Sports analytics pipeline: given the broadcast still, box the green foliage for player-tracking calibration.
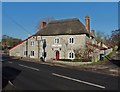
[2,35,22,51]
[103,51,113,62]
[2,35,22,47]
[83,51,114,66]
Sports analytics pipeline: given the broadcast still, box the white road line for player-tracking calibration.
[52,73,105,89]
[8,81,14,86]
[8,62,13,64]
[19,64,40,71]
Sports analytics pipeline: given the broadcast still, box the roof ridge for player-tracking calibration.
[49,18,79,24]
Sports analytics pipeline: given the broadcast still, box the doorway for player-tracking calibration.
[56,50,59,60]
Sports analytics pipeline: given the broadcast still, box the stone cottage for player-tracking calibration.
[9,16,97,61]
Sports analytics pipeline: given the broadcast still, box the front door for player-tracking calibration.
[56,50,59,60]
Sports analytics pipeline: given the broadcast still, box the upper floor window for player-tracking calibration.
[69,37,74,44]
[31,40,34,46]
[54,38,60,44]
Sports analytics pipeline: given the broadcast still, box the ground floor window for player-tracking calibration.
[24,51,27,55]
[31,51,34,56]
[68,52,75,59]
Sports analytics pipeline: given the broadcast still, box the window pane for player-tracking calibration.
[31,41,34,46]
[33,51,34,56]
[55,38,59,43]
[31,51,32,56]
[72,53,74,58]
[72,38,74,43]
[69,53,71,58]
[57,39,59,43]
[26,51,27,55]
[70,38,71,43]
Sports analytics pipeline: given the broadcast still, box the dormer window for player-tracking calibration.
[54,38,60,44]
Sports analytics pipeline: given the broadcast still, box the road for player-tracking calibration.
[2,55,119,90]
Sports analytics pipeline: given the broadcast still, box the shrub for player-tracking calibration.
[59,58,92,62]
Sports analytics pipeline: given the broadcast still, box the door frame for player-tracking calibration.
[56,50,60,60]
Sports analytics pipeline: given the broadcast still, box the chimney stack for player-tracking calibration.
[85,16,90,33]
[40,21,46,29]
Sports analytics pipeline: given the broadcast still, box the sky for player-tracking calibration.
[2,2,118,40]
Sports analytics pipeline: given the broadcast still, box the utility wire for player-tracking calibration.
[4,12,31,35]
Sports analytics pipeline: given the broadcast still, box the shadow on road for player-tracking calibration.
[2,66,21,90]
[105,56,120,67]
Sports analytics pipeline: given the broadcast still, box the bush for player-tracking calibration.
[59,58,92,62]
[59,59,72,61]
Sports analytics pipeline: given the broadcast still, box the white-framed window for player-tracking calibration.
[31,40,34,46]
[68,51,75,59]
[24,51,27,55]
[69,37,74,44]
[54,38,60,44]
[31,51,34,56]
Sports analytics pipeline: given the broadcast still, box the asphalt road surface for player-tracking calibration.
[2,56,119,91]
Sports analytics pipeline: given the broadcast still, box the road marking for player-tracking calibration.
[52,73,105,89]
[2,59,10,61]
[19,64,40,71]
[8,80,14,86]
[8,62,13,64]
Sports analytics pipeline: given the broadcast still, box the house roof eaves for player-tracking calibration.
[9,36,33,51]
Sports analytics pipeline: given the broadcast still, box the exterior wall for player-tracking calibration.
[9,41,26,57]
[9,34,89,61]
[27,36,38,59]
[41,34,87,60]
[9,36,39,59]
[98,42,108,49]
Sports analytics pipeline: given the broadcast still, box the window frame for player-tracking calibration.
[31,40,34,46]
[31,51,34,56]
[24,51,27,55]
[68,37,74,44]
[54,38,60,44]
[68,51,75,59]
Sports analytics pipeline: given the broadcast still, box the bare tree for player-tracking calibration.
[41,16,55,24]
[110,29,120,50]
[74,44,94,61]
[95,31,105,43]
[35,16,55,32]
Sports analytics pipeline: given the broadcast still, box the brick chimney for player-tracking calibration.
[85,16,90,33]
[40,21,46,29]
